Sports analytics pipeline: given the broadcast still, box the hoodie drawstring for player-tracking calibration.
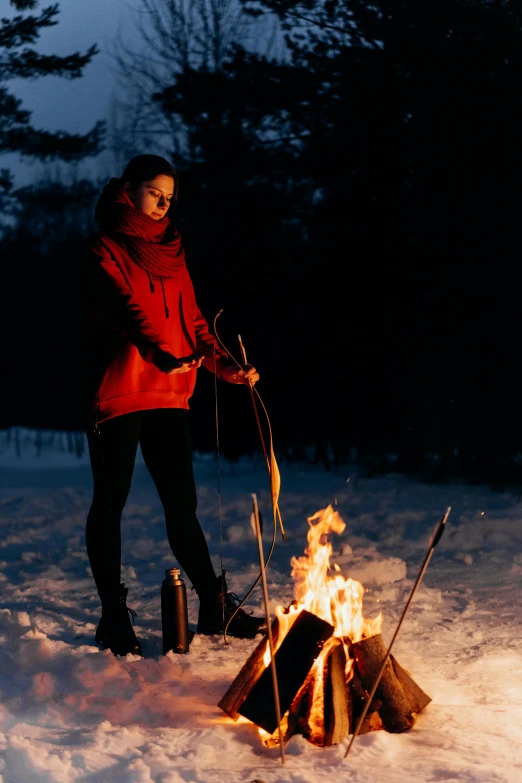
[160,276,169,319]
[146,270,169,319]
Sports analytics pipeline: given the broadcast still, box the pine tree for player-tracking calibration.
[1,175,100,429]
[0,1,103,428]
[0,0,103,204]
[229,0,522,475]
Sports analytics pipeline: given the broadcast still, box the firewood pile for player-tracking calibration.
[219,608,431,747]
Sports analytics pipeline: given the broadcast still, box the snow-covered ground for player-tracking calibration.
[1,429,521,782]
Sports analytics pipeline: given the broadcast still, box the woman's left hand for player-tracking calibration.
[221,363,259,385]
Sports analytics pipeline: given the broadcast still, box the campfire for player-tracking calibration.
[219,506,431,747]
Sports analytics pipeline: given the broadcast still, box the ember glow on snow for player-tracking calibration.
[1,430,522,781]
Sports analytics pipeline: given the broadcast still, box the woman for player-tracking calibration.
[85,154,264,656]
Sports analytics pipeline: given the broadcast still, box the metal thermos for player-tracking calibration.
[161,568,190,654]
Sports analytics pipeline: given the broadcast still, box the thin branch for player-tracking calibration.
[285,9,381,48]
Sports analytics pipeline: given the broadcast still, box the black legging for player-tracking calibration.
[86,409,217,603]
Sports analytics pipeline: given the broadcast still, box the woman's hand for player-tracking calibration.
[171,355,204,374]
[221,363,259,385]
[154,350,204,374]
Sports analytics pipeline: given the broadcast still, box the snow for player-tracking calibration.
[1,429,522,782]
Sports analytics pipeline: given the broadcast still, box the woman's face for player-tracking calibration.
[123,174,175,220]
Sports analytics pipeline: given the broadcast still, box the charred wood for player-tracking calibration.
[235,611,334,735]
[352,634,430,733]
[349,659,384,735]
[218,619,281,721]
[323,641,350,746]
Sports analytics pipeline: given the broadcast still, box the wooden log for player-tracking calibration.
[391,657,432,714]
[238,610,334,735]
[218,618,280,721]
[296,637,340,747]
[352,634,429,733]
[285,640,351,747]
[323,641,350,746]
[349,662,384,735]
[284,664,316,742]
[288,640,381,746]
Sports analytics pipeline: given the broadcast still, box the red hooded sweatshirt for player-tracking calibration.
[86,182,229,424]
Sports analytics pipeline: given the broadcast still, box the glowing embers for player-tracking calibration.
[218,506,431,747]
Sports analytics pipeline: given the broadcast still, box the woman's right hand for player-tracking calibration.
[154,350,204,374]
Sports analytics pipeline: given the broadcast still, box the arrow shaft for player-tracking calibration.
[343,507,451,761]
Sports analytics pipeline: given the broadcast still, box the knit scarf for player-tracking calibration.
[94,178,185,277]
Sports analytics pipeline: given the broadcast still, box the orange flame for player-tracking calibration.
[291,505,381,642]
[258,506,381,745]
[261,505,380,668]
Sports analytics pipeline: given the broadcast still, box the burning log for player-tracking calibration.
[324,640,350,745]
[220,610,334,735]
[219,624,431,746]
[218,618,282,722]
[283,637,349,746]
[284,638,384,747]
[351,634,431,733]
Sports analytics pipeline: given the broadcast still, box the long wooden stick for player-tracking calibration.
[252,493,285,764]
[343,506,451,761]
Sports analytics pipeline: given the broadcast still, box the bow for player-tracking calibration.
[213,310,285,641]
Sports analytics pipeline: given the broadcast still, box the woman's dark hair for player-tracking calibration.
[121,154,179,202]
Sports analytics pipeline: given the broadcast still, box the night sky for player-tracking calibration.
[4,0,133,184]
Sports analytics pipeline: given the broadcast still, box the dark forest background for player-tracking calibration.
[2,0,522,485]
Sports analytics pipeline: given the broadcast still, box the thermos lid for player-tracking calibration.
[165,567,181,578]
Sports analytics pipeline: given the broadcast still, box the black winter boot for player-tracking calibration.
[197,571,267,639]
[95,583,143,656]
